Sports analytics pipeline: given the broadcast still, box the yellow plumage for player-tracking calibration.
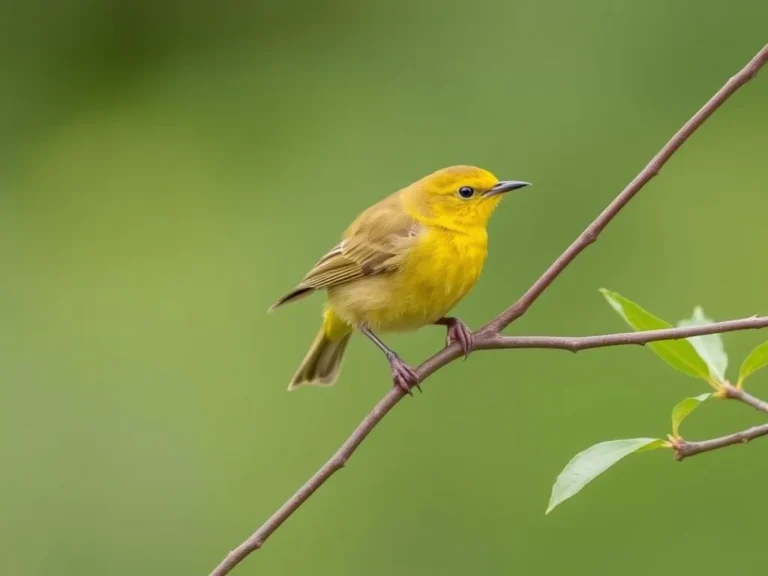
[271,165,530,391]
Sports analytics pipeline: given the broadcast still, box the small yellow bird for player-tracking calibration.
[271,165,530,393]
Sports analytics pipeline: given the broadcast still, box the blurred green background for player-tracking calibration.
[2,1,768,574]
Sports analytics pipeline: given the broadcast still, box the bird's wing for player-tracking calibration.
[270,193,419,309]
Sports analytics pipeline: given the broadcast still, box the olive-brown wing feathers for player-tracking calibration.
[270,194,418,310]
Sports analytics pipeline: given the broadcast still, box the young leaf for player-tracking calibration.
[677,307,728,383]
[671,393,710,438]
[599,289,710,381]
[546,438,666,514]
[738,341,768,386]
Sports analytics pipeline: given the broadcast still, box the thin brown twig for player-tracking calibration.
[477,316,768,352]
[672,382,768,460]
[722,382,768,414]
[211,320,768,576]
[209,43,768,576]
[675,423,768,461]
[483,43,768,335]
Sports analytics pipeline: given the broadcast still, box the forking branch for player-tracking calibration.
[209,43,768,576]
[674,383,768,461]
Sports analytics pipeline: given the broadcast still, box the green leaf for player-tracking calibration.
[677,307,728,382]
[600,289,710,381]
[671,393,710,438]
[546,438,666,514]
[635,439,668,452]
[738,341,768,386]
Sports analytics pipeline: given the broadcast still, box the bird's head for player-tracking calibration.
[405,165,530,230]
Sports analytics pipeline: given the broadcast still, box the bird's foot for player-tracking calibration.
[387,354,421,395]
[443,317,474,359]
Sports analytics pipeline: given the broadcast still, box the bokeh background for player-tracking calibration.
[2,1,768,574]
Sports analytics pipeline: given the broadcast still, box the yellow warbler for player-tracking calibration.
[271,165,530,393]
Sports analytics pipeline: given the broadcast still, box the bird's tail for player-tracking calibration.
[289,307,353,390]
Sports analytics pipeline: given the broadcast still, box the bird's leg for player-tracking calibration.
[360,326,421,395]
[434,317,474,360]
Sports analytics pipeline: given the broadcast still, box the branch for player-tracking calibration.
[477,316,768,352]
[675,424,768,460]
[483,42,768,335]
[723,382,768,414]
[675,383,768,460]
[209,43,768,576]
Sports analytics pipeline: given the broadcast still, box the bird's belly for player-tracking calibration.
[328,230,487,332]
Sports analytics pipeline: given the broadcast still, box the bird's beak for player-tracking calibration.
[484,180,531,197]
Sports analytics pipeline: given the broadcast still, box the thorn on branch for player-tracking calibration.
[583,225,600,245]
[333,456,348,469]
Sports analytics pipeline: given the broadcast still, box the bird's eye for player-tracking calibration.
[458,186,475,199]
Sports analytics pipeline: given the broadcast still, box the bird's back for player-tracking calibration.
[269,190,415,310]
[329,203,489,332]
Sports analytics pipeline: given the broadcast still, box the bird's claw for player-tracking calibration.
[445,318,474,360]
[388,354,421,395]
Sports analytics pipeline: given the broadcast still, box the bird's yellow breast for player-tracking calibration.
[328,226,488,332]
